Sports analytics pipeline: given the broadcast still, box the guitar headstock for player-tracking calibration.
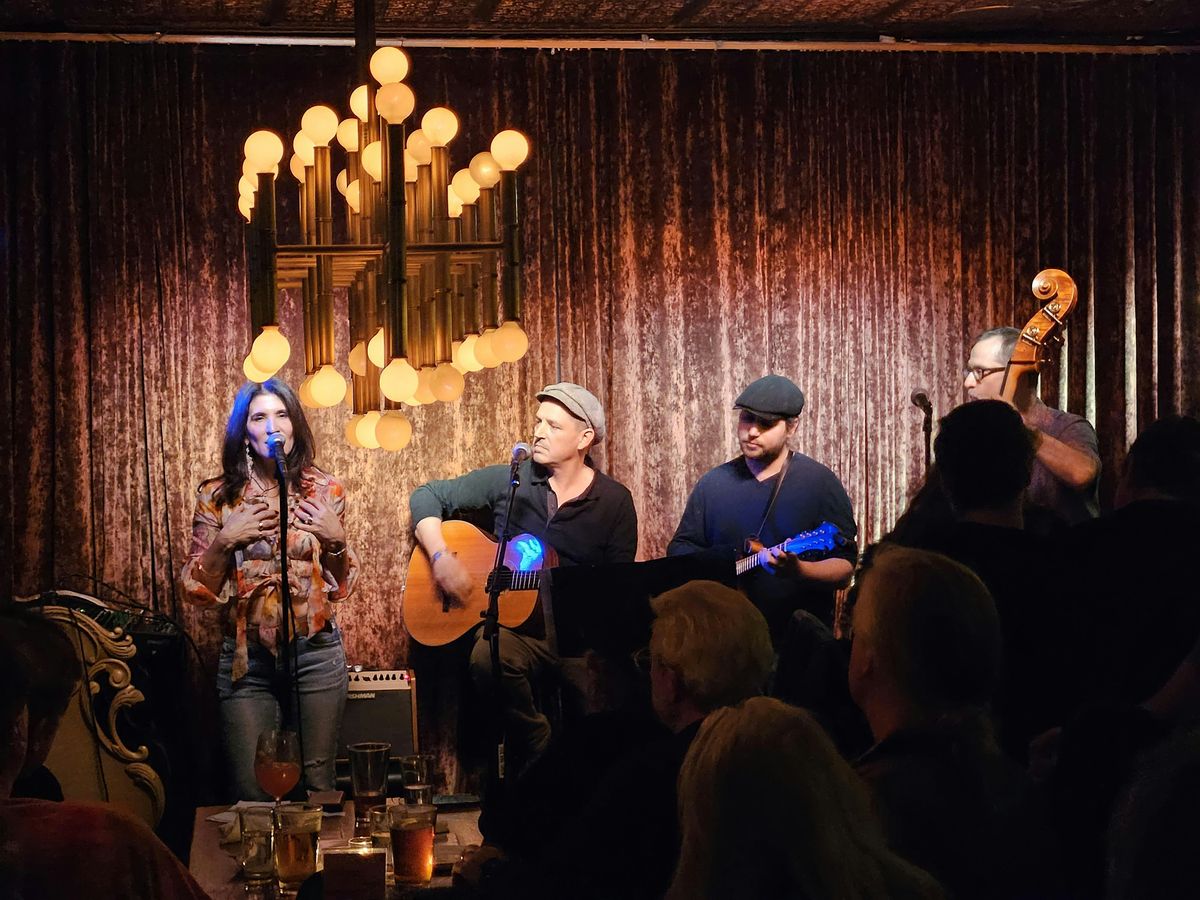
[782,521,844,557]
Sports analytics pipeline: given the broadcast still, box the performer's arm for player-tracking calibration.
[794,557,854,588]
[181,487,275,604]
[605,492,639,563]
[297,477,358,599]
[410,466,508,599]
[1029,423,1101,492]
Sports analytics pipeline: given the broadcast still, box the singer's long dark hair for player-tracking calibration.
[210,379,316,508]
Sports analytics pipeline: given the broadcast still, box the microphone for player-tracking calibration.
[511,442,532,465]
[909,389,932,413]
[266,432,287,474]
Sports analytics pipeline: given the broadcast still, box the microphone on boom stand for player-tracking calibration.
[910,388,933,474]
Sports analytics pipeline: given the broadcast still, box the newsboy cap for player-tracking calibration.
[734,375,806,418]
[536,382,606,443]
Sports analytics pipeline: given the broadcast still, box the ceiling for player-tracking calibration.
[1,1,1198,44]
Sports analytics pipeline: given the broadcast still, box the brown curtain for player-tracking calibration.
[3,43,1198,790]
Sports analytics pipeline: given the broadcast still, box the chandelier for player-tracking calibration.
[236,35,531,451]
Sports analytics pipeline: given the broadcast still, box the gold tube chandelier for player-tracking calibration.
[236,21,531,451]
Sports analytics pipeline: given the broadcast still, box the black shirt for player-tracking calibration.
[409,459,638,567]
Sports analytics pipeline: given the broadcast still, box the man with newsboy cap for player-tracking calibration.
[410,383,637,774]
[668,374,857,642]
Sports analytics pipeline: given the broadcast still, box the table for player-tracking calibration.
[189,801,482,899]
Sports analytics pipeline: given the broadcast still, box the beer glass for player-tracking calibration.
[348,741,391,830]
[369,807,393,876]
[388,803,436,885]
[273,803,322,896]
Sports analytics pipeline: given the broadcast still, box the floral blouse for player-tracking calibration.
[181,466,359,682]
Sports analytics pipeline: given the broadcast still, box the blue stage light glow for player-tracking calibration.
[514,537,544,572]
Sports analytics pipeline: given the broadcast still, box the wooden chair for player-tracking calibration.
[35,600,167,828]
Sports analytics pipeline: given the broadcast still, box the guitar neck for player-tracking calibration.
[736,540,789,576]
[493,569,543,592]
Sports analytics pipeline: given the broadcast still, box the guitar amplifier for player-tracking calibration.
[337,669,419,759]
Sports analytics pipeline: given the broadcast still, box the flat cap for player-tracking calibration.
[536,382,606,443]
[734,375,805,419]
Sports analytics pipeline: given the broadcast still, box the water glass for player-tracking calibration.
[368,807,393,876]
[399,753,435,806]
[238,807,274,885]
[273,803,323,895]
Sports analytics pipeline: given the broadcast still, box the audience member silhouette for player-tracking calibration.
[0,606,82,801]
[666,696,942,900]
[460,579,775,899]
[849,545,1061,899]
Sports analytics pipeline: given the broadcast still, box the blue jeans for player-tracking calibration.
[217,627,348,801]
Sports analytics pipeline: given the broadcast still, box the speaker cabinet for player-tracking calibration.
[338,669,419,759]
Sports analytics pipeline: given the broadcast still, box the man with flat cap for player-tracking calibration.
[410,383,638,773]
[668,374,858,642]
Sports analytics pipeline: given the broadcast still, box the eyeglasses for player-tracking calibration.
[962,365,1006,382]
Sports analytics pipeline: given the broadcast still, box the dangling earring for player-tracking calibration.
[245,442,254,470]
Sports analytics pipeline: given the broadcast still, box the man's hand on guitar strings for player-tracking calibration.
[760,547,804,579]
[432,552,474,605]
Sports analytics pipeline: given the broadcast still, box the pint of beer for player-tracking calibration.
[387,804,436,885]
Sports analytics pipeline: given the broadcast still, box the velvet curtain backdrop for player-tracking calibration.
[3,43,1198,791]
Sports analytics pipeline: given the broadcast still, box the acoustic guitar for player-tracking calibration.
[403,520,558,647]
[1000,268,1078,402]
[738,521,846,576]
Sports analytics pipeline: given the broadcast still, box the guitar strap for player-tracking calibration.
[751,450,792,546]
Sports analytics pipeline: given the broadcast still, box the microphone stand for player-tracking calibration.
[271,442,306,789]
[920,406,932,474]
[482,456,524,788]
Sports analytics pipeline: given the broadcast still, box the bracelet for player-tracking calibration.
[194,557,225,579]
[322,541,348,557]
[431,549,450,565]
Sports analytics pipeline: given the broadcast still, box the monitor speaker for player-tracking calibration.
[338,669,418,759]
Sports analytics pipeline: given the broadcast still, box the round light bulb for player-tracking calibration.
[450,169,481,204]
[406,130,432,166]
[491,320,529,363]
[298,375,318,408]
[301,105,340,147]
[345,415,365,449]
[451,340,468,374]
[473,329,501,368]
[370,46,411,85]
[420,107,459,147]
[345,180,361,214]
[348,340,368,377]
[238,175,257,198]
[432,362,466,402]
[336,118,360,152]
[376,83,416,124]
[243,354,272,383]
[310,364,347,407]
[293,132,315,166]
[336,169,348,196]
[250,324,291,372]
[376,411,413,451]
[468,151,502,188]
[404,151,418,183]
[289,154,306,183]
[414,367,437,404]
[447,188,463,218]
[380,357,419,401]
[458,333,484,372]
[242,158,278,180]
[238,194,254,222]
[244,130,285,173]
[356,410,382,449]
[350,85,370,122]
[361,141,383,181]
[490,130,530,171]
[367,327,386,368]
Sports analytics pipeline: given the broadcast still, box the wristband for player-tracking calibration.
[322,541,347,557]
[431,549,450,565]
